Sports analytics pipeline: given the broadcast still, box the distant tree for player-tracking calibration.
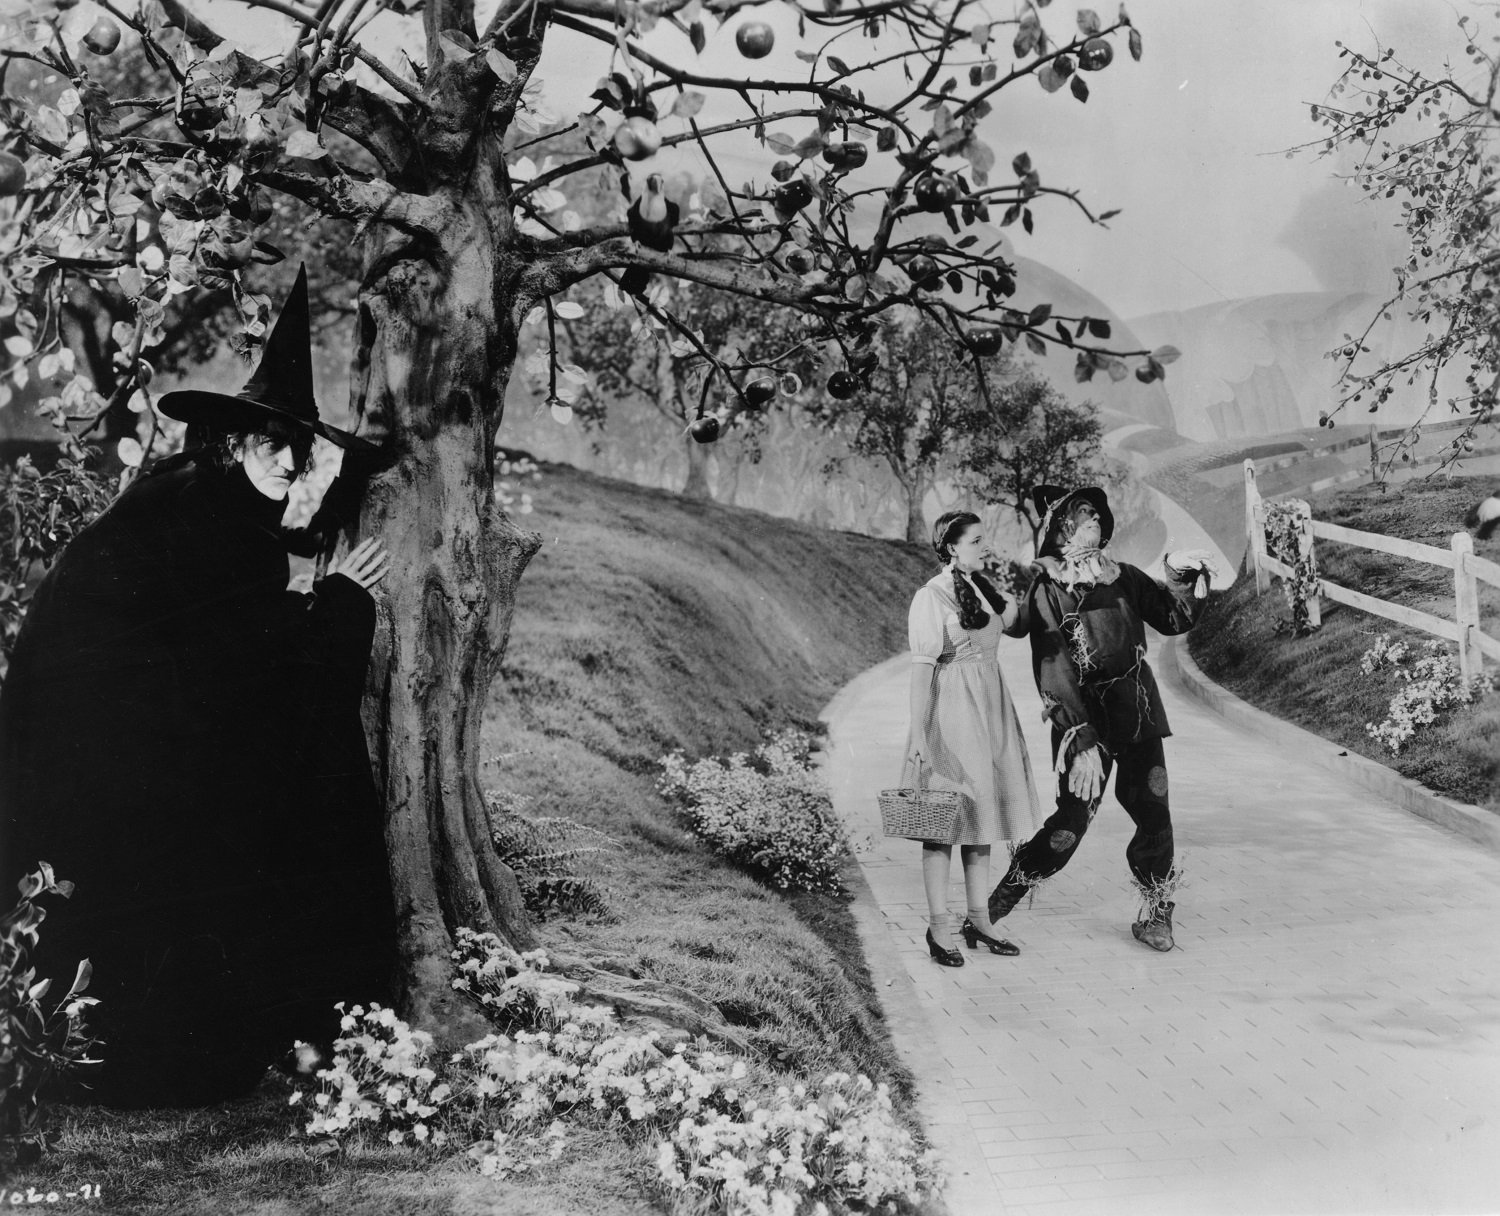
[803,307,1005,543]
[1307,14,1500,468]
[950,369,1103,549]
[563,273,814,499]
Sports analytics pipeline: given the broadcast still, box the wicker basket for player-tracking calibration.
[878,756,969,842]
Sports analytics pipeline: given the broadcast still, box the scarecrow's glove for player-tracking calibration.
[1068,745,1105,802]
[1164,549,1221,600]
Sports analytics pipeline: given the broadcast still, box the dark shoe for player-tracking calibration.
[1132,900,1175,952]
[926,928,965,968]
[961,917,1020,956]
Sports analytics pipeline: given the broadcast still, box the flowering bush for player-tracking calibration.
[289,1003,452,1147]
[661,1073,938,1216]
[657,728,850,894]
[495,452,540,516]
[291,932,938,1209]
[1,864,98,1165]
[1360,634,1491,753]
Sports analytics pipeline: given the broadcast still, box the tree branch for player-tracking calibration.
[547,10,919,134]
[322,86,421,177]
[517,241,840,315]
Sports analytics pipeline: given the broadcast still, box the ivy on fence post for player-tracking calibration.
[1263,498,1322,635]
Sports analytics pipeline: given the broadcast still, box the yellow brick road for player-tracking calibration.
[822,639,1500,1216]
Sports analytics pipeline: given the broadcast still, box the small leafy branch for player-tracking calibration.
[0,864,98,1166]
[656,727,850,895]
[1302,14,1499,466]
[485,790,616,920]
[1263,499,1321,636]
[0,455,114,675]
[1359,633,1492,753]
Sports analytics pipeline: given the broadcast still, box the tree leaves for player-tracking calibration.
[284,131,326,160]
[670,91,706,119]
[437,30,476,63]
[1070,75,1090,103]
[1013,14,1042,59]
[486,50,518,83]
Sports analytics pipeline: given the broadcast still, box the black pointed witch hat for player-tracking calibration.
[1032,484,1114,556]
[158,265,376,453]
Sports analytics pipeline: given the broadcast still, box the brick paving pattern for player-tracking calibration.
[824,642,1500,1216]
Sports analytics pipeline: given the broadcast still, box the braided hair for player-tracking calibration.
[932,510,992,631]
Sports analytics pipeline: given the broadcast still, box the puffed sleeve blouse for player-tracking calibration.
[909,568,1027,668]
[908,576,954,668]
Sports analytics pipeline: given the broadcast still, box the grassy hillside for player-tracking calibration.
[1191,475,1500,812]
[16,460,937,1214]
[485,461,932,1082]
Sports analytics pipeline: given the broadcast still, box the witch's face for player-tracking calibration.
[237,434,298,500]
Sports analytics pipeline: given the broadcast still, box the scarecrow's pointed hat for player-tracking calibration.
[158,265,375,453]
[1032,484,1114,557]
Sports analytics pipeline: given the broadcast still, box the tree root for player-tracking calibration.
[555,959,752,1054]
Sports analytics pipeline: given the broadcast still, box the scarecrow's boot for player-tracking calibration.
[1131,899,1175,952]
[987,864,1031,923]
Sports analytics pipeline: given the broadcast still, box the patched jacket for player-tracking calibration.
[1026,560,1201,758]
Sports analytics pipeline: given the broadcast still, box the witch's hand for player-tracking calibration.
[328,538,390,590]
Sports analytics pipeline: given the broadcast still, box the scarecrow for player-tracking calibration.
[987,484,1219,951]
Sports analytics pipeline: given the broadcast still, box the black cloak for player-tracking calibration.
[0,453,396,1107]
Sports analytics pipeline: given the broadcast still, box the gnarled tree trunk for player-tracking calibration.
[350,187,542,1042]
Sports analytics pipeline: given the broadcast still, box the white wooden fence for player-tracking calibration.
[1244,459,1500,681]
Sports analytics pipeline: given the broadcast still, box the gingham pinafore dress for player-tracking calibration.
[906,572,1043,845]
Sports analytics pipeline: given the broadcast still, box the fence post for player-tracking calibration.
[1453,531,1480,682]
[1369,423,1379,483]
[1244,460,1269,593]
[1293,500,1322,629]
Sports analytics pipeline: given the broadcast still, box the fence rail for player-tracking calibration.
[1237,418,1500,500]
[1244,460,1495,680]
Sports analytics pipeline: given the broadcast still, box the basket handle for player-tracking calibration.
[906,750,931,793]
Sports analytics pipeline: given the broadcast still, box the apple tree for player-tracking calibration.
[1307,14,1499,469]
[0,0,1162,1037]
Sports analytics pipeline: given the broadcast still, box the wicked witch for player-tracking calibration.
[0,267,397,1107]
[987,485,1219,952]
